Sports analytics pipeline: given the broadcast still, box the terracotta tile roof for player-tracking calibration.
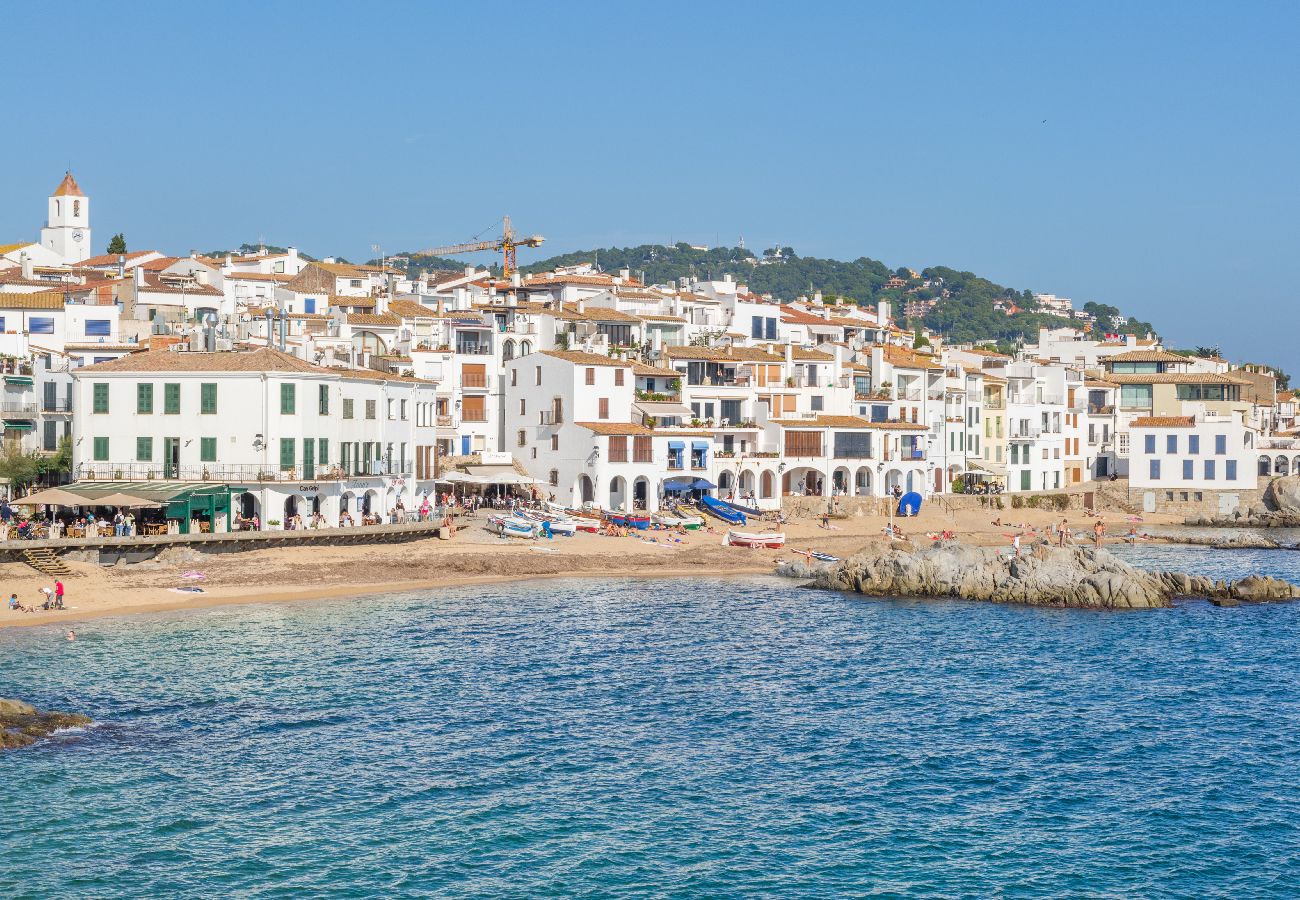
[772,415,930,430]
[663,346,735,361]
[134,273,223,296]
[52,171,84,197]
[1130,416,1196,428]
[76,346,318,374]
[964,348,1012,359]
[139,256,181,272]
[882,346,944,370]
[755,342,833,361]
[541,350,631,368]
[1085,378,1118,388]
[0,291,67,309]
[387,299,437,319]
[523,273,619,287]
[346,313,401,327]
[74,249,160,268]
[575,421,654,435]
[632,361,680,377]
[574,305,641,323]
[780,305,835,326]
[637,314,686,323]
[330,294,376,308]
[1103,349,1190,364]
[1107,373,1249,385]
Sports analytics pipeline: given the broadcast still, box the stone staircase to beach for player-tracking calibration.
[21,548,74,578]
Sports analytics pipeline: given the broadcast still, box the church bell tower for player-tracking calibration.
[40,171,91,264]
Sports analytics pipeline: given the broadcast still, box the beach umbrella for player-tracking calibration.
[94,492,163,508]
[13,487,91,507]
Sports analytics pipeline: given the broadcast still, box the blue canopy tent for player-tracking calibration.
[897,491,923,517]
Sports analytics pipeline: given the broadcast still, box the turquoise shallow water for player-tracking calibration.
[3,550,1300,898]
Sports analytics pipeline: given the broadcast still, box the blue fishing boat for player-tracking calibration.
[699,495,746,525]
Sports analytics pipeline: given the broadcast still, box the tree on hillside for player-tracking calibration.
[106,233,127,255]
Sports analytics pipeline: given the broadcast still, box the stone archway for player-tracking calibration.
[760,470,775,500]
[1277,456,1290,476]
[633,476,650,511]
[1259,455,1272,476]
[885,469,904,494]
[609,476,627,511]
[854,467,872,496]
[577,474,595,505]
[238,491,259,521]
[832,466,850,495]
[738,469,755,497]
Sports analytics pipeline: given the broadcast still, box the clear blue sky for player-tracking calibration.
[2,1,1296,370]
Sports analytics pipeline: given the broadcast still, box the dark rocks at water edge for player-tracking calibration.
[777,543,1300,609]
[0,698,91,750]
[1188,475,1300,528]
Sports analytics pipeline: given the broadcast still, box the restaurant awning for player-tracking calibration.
[3,420,33,430]
[13,487,95,506]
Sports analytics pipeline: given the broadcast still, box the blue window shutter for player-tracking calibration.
[765,318,777,340]
[85,319,111,336]
[305,298,316,314]
[29,317,54,334]
[1144,435,1155,454]
[751,317,762,338]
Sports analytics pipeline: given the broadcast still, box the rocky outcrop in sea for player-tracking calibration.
[0,698,91,750]
[777,542,1300,609]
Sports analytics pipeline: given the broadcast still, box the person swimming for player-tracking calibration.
[66,630,76,641]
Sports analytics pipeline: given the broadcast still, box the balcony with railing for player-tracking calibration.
[1088,404,1115,415]
[1009,427,1042,441]
[461,373,489,389]
[539,409,563,426]
[984,399,1005,410]
[0,402,38,416]
[42,399,73,413]
[75,461,410,483]
[454,344,492,355]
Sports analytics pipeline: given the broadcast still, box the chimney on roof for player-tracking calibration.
[264,309,275,347]
[19,252,33,281]
[813,291,823,306]
[288,247,298,260]
[324,256,336,264]
[877,300,891,330]
[189,249,198,259]
[436,296,445,316]
[618,267,630,282]
[506,291,518,308]
[576,298,586,314]
[464,266,474,277]
[784,342,794,365]
[194,269,209,286]
[511,271,521,288]
[117,255,126,278]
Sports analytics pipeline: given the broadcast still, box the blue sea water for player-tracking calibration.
[3,550,1300,898]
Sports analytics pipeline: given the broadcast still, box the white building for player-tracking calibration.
[1127,413,1258,515]
[70,346,438,530]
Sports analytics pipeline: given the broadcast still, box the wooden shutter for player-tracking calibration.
[608,436,627,462]
[461,395,486,422]
[586,368,595,385]
[598,398,609,419]
[783,430,822,457]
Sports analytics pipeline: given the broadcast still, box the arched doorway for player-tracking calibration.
[1294,456,1300,476]
[633,476,649,510]
[1260,456,1272,476]
[351,331,386,355]
[310,495,321,516]
[855,467,872,496]
[502,339,515,361]
[578,474,595,505]
[885,469,904,494]
[238,491,258,520]
[284,494,301,522]
[832,466,850,495]
[760,470,775,500]
[340,491,354,513]
[361,490,377,516]
[738,470,755,496]
[718,471,734,493]
[1277,456,1290,476]
[609,476,627,512]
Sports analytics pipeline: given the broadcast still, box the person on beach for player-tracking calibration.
[1093,518,1106,547]
[1012,533,1022,557]
[8,593,19,611]
[1058,518,1069,547]
[54,580,64,609]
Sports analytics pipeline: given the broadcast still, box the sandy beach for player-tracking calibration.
[0,501,1179,629]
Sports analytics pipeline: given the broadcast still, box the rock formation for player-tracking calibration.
[777,542,1300,609]
[0,698,91,750]
[1187,475,1300,528]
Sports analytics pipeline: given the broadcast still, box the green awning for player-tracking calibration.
[3,419,33,430]
[3,375,33,386]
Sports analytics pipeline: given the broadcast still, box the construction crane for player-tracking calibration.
[413,216,544,278]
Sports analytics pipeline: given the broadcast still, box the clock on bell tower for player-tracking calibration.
[40,171,91,264]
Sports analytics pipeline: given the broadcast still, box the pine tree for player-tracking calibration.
[106,233,127,255]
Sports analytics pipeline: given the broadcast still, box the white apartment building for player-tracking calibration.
[70,347,438,530]
[1128,413,1259,515]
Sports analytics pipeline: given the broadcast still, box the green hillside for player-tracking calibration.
[392,242,1159,346]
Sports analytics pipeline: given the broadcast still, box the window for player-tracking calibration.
[598,398,609,419]
[136,437,153,462]
[549,469,559,486]
[200,437,217,462]
[318,439,328,466]
[511,369,517,387]
[634,436,653,463]
[609,436,628,462]
[1183,459,1193,479]
[811,396,824,411]
[93,437,109,461]
[136,383,153,414]
[164,383,180,415]
[28,317,54,334]
[1204,460,1215,480]
[765,318,777,340]
[1166,434,1177,454]
[1188,435,1199,454]
[343,399,354,419]
[349,279,363,288]
[93,383,109,414]
[387,399,395,420]
[586,368,595,386]
[42,420,57,451]
[281,383,296,414]
[833,432,872,458]
[1215,434,1227,455]
[751,317,763,339]
[365,399,376,419]
[535,366,542,386]
[784,431,823,457]
[517,429,526,448]
[400,399,407,420]
[519,399,526,415]
[615,369,624,387]
[551,435,558,451]
[1149,459,1161,479]
[461,396,486,422]
[280,438,296,472]
[1144,434,1156,454]
[85,319,111,337]
[201,383,217,415]
[1120,384,1152,408]
[1226,460,1237,480]
[319,385,329,415]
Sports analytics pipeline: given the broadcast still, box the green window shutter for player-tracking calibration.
[93,383,110,414]
[200,437,217,462]
[200,383,217,415]
[93,436,109,461]
[280,437,296,471]
[136,383,153,414]
[135,436,152,461]
[164,383,180,414]
[318,438,329,466]
[281,383,296,414]
[318,384,329,415]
